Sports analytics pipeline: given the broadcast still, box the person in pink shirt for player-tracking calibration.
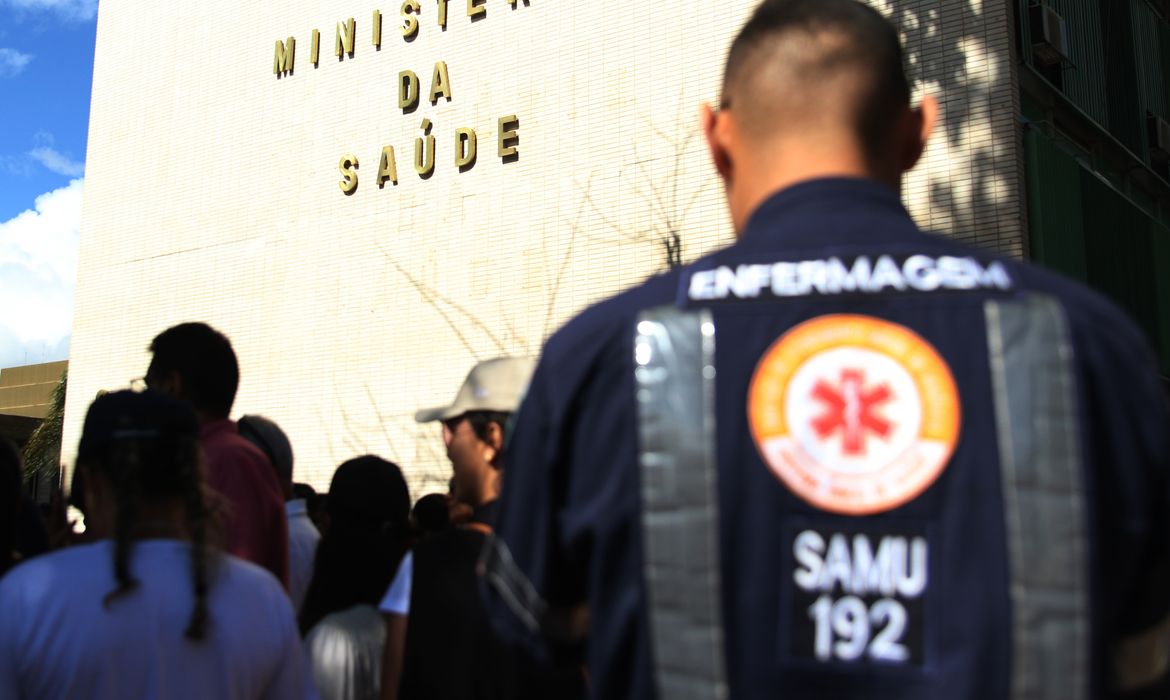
[144,322,289,588]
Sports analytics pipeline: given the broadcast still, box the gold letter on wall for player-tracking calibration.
[498,115,519,158]
[339,154,359,194]
[372,10,383,47]
[401,0,420,39]
[273,37,295,75]
[311,29,320,65]
[436,0,448,28]
[455,128,477,170]
[467,0,486,19]
[378,146,399,187]
[336,17,355,58]
[428,61,452,104]
[399,70,420,111]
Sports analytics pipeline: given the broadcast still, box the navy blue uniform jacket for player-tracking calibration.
[485,178,1170,699]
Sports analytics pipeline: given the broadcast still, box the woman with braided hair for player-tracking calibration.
[0,390,317,699]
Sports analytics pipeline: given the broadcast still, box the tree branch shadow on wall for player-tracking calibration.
[576,91,712,272]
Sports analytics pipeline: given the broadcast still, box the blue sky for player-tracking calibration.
[0,0,96,368]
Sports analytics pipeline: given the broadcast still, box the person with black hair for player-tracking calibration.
[483,1,1170,698]
[0,390,315,698]
[409,493,452,540]
[145,322,289,587]
[0,439,50,577]
[300,455,411,700]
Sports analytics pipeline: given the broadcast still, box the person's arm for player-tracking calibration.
[377,551,412,700]
[1073,311,1170,698]
[480,360,588,660]
[380,613,407,700]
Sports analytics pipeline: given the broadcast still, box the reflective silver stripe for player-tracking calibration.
[635,306,728,700]
[986,297,1088,700]
[480,534,545,635]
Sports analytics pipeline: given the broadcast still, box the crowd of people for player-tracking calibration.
[0,321,562,700]
[3,1,1170,698]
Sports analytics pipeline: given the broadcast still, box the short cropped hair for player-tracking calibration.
[723,0,910,159]
[148,323,239,419]
[465,410,511,444]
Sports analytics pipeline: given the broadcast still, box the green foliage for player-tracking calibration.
[21,369,66,492]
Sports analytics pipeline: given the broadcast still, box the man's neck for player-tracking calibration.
[467,469,501,508]
[730,141,899,235]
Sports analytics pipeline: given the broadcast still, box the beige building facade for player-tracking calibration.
[64,0,1024,494]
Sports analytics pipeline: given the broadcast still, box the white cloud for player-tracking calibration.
[0,178,82,367]
[0,0,97,22]
[28,146,84,176]
[0,48,31,78]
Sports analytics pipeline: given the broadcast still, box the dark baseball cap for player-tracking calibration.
[77,389,199,461]
[237,414,293,479]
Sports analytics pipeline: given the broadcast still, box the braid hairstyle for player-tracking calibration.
[80,390,212,641]
[101,438,143,608]
[179,441,211,640]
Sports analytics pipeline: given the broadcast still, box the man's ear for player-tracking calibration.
[485,421,505,452]
[702,103,733,181]
[901,95,939,173]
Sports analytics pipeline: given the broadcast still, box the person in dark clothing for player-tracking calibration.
[0,438,49,579]
[0,438,23,578]
[410,493,452,540]
[381,359,531,700]
[379,358,583,700]
[483,1,1170,698]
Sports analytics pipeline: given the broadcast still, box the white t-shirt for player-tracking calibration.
[0,539,318,700]
[287,499,321,613]
[304,604,385,700]
[377,550,412,616]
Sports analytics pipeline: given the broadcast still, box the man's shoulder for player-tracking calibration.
[877,229,1150,352]
[415,527,486,561]
[543,269,683,366]
[201,422,276,482]
[999,254,1153,352]
[202,425,265,459]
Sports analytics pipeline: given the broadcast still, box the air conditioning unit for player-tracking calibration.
[1030,4,1070,66]
[1149,114,1170,162]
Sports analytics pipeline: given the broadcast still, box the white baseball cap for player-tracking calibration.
[414,356,536,423]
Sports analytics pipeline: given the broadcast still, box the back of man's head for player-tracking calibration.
[238,414,294,496]
[723,0,909,162]
[147,322,239,420]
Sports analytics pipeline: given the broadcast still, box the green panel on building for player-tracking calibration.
[1026,129,1170,370]
[1025,130,1087,279]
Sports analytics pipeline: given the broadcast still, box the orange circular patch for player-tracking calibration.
[748,314,960,515]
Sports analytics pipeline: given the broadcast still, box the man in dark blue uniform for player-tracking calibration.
[482,1,1170,698]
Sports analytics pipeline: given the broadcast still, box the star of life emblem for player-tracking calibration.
[748,315,960,515]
